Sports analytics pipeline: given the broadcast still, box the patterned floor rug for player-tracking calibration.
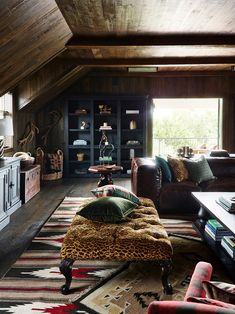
[0,197,230,314]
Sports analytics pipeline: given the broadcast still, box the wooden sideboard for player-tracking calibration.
[0,157,22,231]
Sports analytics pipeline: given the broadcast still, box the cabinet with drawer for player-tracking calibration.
[20,165,40,204]
[0,157,22,231]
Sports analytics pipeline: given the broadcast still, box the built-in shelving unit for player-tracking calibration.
[64,96,150,177]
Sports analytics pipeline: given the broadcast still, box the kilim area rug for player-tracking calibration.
[0,197,230,314]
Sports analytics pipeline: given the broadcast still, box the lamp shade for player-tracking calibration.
[0,115,14,136]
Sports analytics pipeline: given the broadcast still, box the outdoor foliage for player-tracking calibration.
[153,106,219,155]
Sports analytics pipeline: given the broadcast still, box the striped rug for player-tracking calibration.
[0,197,201,313]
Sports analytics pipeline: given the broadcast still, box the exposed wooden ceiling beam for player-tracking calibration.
[66,34,235,48]
[88,70,235,77]
[64,57,235,66]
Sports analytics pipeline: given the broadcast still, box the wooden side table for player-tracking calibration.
[88,165,123,187]
[20,165,40,204]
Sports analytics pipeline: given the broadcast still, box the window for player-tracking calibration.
[152,98,222,157]
[0,92,13,149]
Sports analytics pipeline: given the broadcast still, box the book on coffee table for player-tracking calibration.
[216,195,235,213]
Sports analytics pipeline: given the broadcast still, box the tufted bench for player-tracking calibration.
[60,197,173,295]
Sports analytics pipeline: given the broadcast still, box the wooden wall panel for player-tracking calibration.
[17,60,75,108]
[16,59,88,110]
[222,96,235,151]
[14,109,36,155]
[65,73,235,153]
[35,101,65,152]
[14,72,235,154]
[71,74,235,99]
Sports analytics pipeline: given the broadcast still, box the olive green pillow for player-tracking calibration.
[78,196,137,223]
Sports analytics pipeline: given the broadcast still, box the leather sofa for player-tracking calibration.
[131,156,235,217]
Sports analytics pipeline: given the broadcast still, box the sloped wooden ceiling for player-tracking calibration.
[3,0,235,103]
[56,0,235,71]
[0,0,72,96]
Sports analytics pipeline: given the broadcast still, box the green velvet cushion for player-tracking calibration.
[155,156,172,183]
[78,196,137,223]
[183,155,216,184]
[91,184,140,204]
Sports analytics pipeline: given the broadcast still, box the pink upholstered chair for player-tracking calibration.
[148,261,235,314]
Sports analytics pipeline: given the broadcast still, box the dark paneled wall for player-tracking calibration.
[63,73,235,152]
[15,72,235,155]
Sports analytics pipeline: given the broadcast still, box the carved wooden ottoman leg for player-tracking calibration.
[159,260,173,295]
[60,259,74,295]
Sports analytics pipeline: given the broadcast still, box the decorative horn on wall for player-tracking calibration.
[41,110,62,148]
[18,122,39,151]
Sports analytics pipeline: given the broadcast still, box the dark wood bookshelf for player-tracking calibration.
[64,95,150,177]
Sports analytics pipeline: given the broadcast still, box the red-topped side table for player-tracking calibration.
[88,165,123,187]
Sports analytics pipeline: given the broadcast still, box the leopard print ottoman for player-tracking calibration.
[60,197,173,295]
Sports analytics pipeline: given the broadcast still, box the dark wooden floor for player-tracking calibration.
[0,177,131,278]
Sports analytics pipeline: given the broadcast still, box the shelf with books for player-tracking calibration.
[192,192,235,281]
[193,219,235,281]
[69,129,90,132]
[68,145,91,149]
[221,236,235,260]
[204,219,232,241]
[64,95,149,177]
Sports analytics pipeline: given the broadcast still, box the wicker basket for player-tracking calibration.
[35,147,63,181]
[13,152,35,169]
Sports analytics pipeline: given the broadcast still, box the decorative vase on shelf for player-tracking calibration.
[77,152,85,161]
[129,120,136,130]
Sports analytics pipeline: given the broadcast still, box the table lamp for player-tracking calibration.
[0,111,14,159]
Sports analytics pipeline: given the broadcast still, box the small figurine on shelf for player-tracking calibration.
[99,122,112,130]
[129,120,137,130]
[77,152,85,161]
[80,121,89,130]
[99,130,114,165]
[99,104,112,115]
[80,121,86,130]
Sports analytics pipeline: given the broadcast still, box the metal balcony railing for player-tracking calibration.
[153,137,218,156]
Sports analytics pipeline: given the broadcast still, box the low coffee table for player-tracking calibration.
[192,192,235,282]
[88,165,123,187]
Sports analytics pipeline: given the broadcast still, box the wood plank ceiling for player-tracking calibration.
[2,0,235,97]
[56,0,235,70]
[0,0,72,96]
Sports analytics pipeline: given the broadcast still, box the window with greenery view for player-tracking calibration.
[0,92,13,149]
[153,98,222,157]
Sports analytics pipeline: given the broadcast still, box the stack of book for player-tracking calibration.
[126,109,139,114]
[217,195,235,213]
[221,236,235,260]
[205,219,232,241]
